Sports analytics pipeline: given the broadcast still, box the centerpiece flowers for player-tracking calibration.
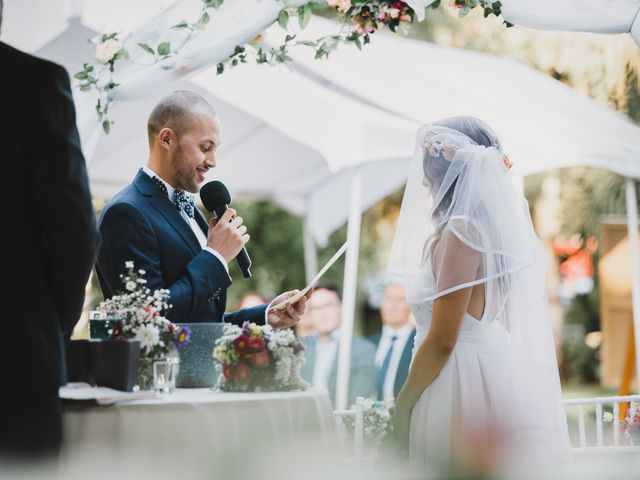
[344,397,394,442]
[213,322,308,392]
[96,261,191,389]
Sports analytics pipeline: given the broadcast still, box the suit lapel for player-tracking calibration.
[133,170,201,256]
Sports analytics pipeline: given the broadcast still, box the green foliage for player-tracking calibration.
[137,42,155,55]
[298,5,312,29]
[561,338,599,384]
[277,9,289,30]
[157,42,171,56]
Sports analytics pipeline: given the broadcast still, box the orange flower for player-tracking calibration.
[235,364,252,384]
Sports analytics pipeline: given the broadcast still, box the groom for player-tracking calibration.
[96,91,307,327]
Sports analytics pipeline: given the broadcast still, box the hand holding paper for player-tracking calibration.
[271,241,349,311]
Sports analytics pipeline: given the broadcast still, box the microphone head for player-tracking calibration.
[200,180,231,212]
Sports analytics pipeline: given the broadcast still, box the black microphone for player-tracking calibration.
[200,181,252,279]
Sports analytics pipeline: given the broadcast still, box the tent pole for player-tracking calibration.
[625,178,640,391]
[335,169,363,410]
[302,220,318,286]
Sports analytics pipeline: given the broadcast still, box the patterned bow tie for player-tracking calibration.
[173,189,195,219]
[151,176,194,219]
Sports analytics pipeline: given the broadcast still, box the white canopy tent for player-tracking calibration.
[4,0,640,409]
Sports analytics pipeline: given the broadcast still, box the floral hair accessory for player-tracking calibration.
[502,155,513,170]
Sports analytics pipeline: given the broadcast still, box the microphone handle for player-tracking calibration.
[213,204,252,279]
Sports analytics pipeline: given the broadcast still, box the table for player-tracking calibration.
[61,388,337,478]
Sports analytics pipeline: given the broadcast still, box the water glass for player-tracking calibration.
[153,360,177,394]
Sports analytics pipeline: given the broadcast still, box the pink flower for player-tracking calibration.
[328,0,352,13]
[400,14,412,22]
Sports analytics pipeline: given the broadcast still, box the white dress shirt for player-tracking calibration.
[374,323,414,401]
[312,329,340,391]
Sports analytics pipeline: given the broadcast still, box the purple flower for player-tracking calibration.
[175,326,191,349]
[293,342,306,353]
[110,320,125,339]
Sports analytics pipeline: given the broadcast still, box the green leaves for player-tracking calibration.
[102,120,111,134]
[194,11,210,29]
[297,5,312,29]
[277,9,289,29]
[171,21,189,30]
[74,71,89,80]
[205,0,224,8]
[138,43,155,55]
[157,42,171,56]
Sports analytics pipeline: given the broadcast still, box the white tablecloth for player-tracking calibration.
[62,388,337,478]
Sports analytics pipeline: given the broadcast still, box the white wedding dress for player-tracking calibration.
[389,118,570,471]
[407,263,517,469]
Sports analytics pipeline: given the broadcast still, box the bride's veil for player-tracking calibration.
[388,116,570,458]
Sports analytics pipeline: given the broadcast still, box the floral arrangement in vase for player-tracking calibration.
[95,261,191,388]
[343,397,394,442]
[213,322,308,392]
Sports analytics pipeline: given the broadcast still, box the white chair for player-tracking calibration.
[332,401,365,462]
[564,395,640,453]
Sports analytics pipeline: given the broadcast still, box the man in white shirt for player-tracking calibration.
[299,284,377,406]
[96,91,307,327]
[369,282,416,401]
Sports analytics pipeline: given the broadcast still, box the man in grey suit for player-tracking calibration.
[299,284,377,406]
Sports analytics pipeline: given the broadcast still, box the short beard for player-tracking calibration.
[171,145,198,193]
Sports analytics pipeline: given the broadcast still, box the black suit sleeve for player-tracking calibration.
[24,63,98,336]
[98,202,232,322]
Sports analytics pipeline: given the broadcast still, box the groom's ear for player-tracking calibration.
[158,128,174,150]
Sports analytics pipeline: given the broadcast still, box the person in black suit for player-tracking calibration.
[369,282,416,400]
[96,91,308,328]
[0,0,99,458]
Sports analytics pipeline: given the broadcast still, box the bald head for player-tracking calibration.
[147,90,216,145]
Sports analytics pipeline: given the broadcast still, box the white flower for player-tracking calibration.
[603,411,614,423]
[135,324,160,353]
[138,269,146,275]
[96,39,122,64]
[125,281,137,292]
[125,261,134,269]
[387,7,400,19]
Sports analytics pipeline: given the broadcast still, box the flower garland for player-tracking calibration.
[75,0,507,133]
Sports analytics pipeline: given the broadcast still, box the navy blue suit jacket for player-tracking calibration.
[96,169,266,325]
[369,328,416,399]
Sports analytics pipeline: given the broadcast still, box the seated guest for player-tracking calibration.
[299,283,377,406]
[369,282,416,401]
[237,292,269,309]
[294,310,314,338]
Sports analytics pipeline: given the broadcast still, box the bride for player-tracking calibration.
[389,117,570,471]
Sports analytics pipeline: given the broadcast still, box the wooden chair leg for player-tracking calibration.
[619,321,636,420]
